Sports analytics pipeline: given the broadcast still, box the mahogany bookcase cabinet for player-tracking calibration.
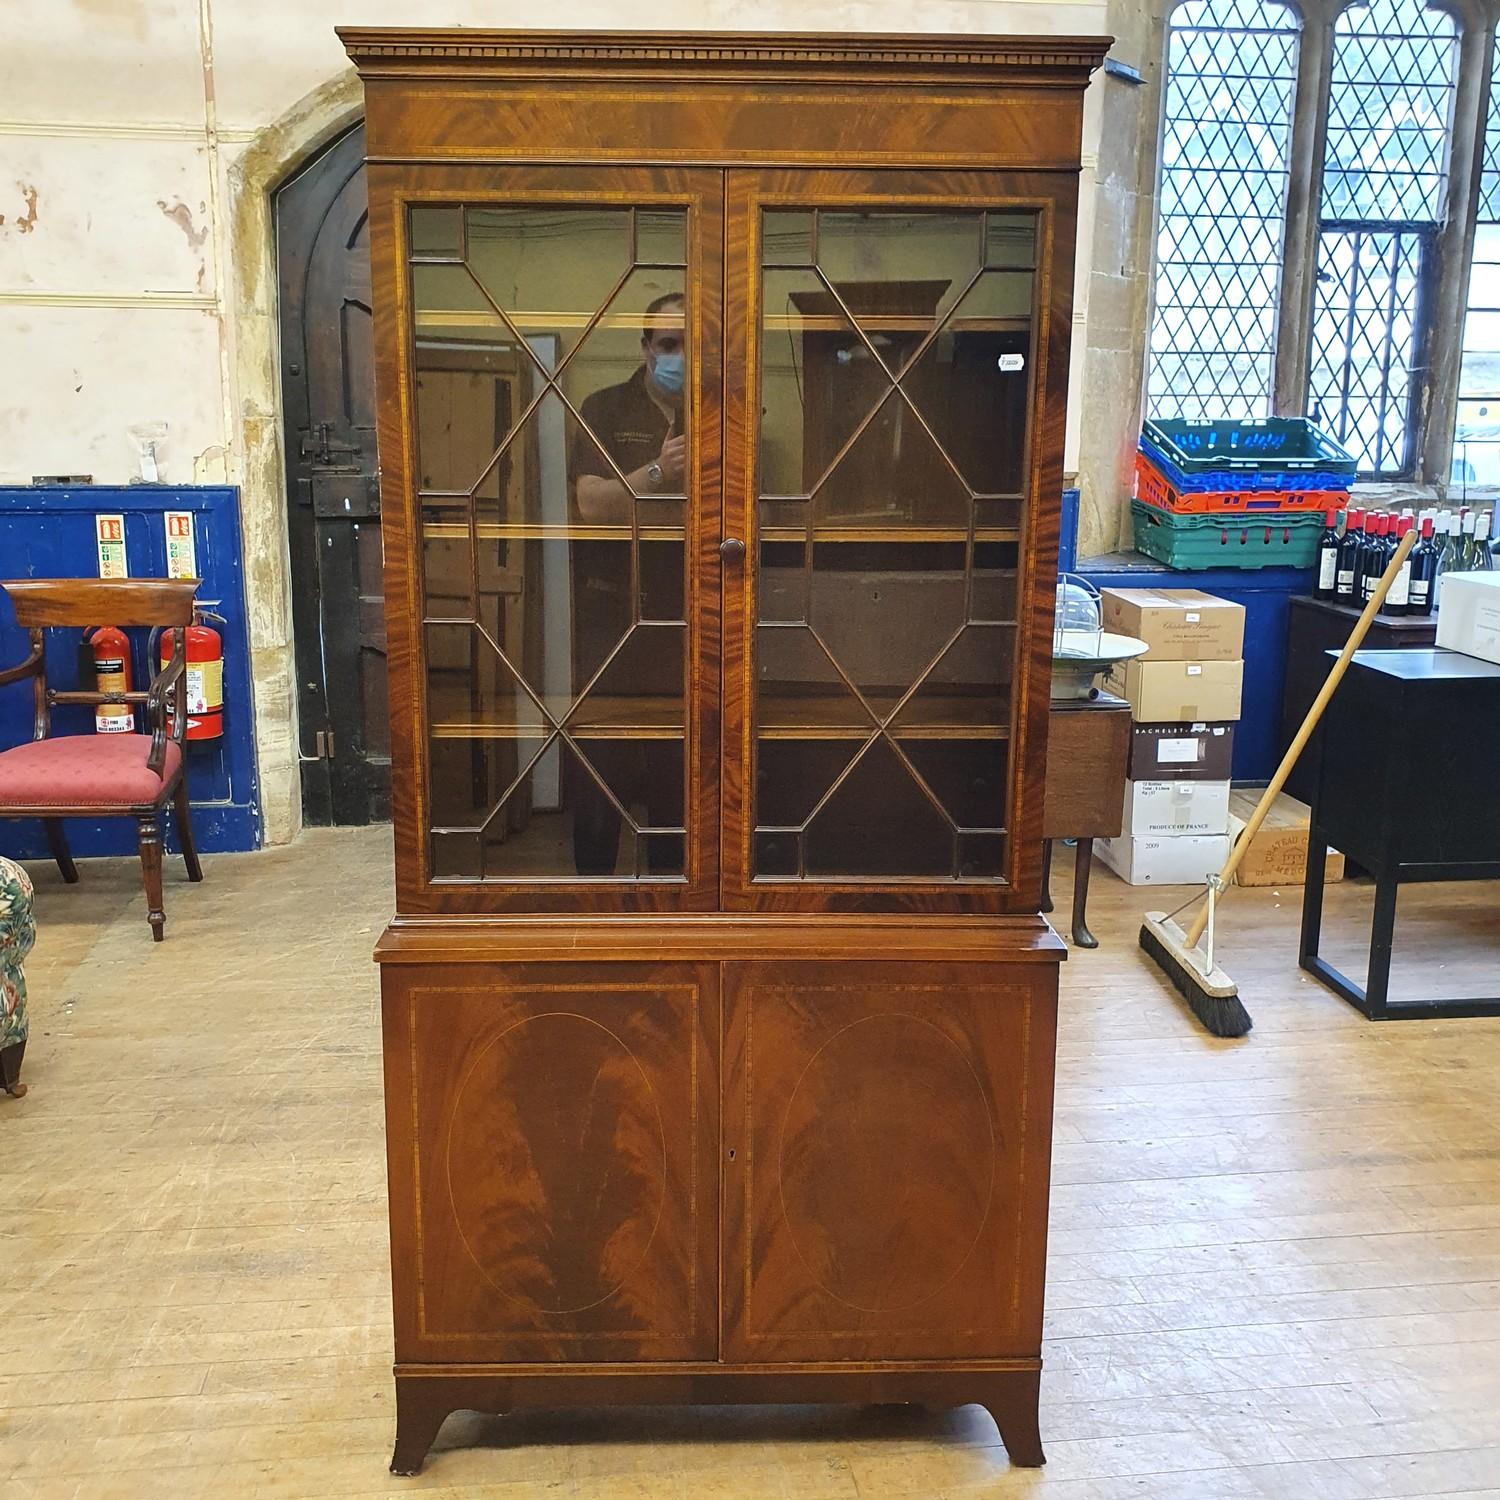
[342,28,1110,1477]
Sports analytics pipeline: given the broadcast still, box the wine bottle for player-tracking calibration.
[1361,512,1390,602]
[1315,506,1341,600]
[1384,516,1414,615]
[1437,510,1468,609]
[1437,510,1459,577]
[1408,515,1438,616]
[1336,507,1364,602]
[1474,509,1495,572]
[1460,509,1478,570]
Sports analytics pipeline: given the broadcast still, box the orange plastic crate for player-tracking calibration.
[1133,451,1344,515]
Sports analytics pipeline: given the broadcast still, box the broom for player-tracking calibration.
[1139,521,1418,1038]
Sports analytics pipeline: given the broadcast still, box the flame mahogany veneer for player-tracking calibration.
[345,27,1111,1476]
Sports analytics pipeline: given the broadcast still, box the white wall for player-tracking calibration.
[0,0,1109,840]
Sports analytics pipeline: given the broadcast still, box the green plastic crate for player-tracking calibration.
[1130,500,1323,571]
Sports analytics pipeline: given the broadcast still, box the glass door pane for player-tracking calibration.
[734,186,1041,897]
[409,195,711,887]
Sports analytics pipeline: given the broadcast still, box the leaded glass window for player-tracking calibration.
[1453,40,1500,486]
[1309,0,1457,475]
[1147,0,1300,420]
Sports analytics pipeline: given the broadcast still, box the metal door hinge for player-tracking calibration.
[299,729,337,762]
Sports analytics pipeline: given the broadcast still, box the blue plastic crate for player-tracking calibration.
[1143,417,1357,493]
[1139,433,1355,496]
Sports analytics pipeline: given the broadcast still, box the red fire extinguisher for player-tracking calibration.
[159,611,224,741]
[86,625,136,733]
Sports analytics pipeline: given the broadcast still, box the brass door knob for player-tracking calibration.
[719,537,746,561]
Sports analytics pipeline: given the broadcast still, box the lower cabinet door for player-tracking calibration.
[721,960,1057,1363]
[381,961,719,1363]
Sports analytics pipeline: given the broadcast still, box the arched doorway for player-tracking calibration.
[274,124,388,825]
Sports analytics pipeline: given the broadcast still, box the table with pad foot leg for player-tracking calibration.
[1043,693,1131,948]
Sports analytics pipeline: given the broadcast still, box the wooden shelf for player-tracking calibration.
[426,528,1020,552]
[431,695,684,740]
[413,311,1031,335]
[764,314,1031,334]
[423,521,686,542]
[415,309,686,331]
[761,527,1019,544]
[421,522,1016,545]
[759,693,1010,740]
[429,692,1010,743]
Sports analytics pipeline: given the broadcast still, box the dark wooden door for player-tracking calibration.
[277,124,390,825]
[720,960,1056,1362]
[382,962,720,1363]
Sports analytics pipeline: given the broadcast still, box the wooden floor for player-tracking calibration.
[4,828,1500,1499]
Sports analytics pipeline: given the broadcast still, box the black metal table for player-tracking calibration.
[1300,648,1500,1021]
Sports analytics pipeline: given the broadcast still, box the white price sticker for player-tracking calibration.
[1186,664,1203,676]
[998,353,1025,372]
[95,514,127,578]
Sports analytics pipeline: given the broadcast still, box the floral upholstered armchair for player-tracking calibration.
[0,855,34,1097]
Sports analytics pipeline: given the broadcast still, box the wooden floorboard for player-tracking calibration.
[2,828,1498,1498]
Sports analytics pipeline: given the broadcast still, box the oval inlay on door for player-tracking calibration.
[446,1012,668,1314]
[777,1012,996,1313]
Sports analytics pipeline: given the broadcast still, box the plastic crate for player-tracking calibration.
[1139,433,1355,495]
[1133,451,1346,515]
[1130,500,1323,571]
[1143,417,1357,493]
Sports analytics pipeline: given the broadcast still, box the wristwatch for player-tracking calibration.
[645,461,664,492]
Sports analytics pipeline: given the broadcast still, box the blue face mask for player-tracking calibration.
[650,352,685,396]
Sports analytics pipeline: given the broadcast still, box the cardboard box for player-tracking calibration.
[1121,779,1231,837]
[1226,790,1345,887]
[1128,722,1235,781]
[1104,657,1244,722]
[1095,833,1231,886]
[1435,571,1500,666]
[1100,587,1245,660]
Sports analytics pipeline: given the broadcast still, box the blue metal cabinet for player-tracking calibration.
[0,486,261,859]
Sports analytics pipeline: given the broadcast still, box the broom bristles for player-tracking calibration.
[1139,918,1253,1038]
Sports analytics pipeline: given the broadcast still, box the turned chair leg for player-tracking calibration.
[45,819,79,884]
[136,814,166,942]
[0,1039,25,1098]
[174,779,204,883]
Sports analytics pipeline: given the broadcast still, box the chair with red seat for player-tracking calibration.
[0,578,203,941]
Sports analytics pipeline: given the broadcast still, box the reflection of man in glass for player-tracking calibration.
[567,292,687,875]
[574,292,686,518]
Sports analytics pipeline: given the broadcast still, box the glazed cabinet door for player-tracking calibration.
[368,165,723,913]
[720,961,1057,1362]
[381,963,719,1362]
[720,170,1074,912]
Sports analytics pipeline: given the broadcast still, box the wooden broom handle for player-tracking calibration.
[1183,523,1418,950]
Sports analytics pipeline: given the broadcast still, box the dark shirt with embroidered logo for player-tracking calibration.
[573,365,675,487]
[568,362,686,648]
